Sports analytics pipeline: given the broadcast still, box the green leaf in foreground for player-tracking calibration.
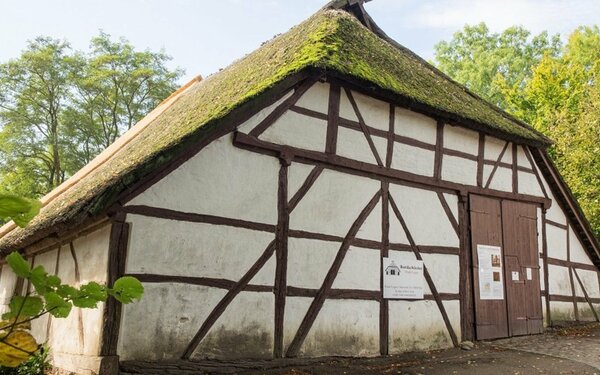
[110,276,144,304]
[6,252,30,278]
[0,195,41,227]
[44,292,72,318]
[4,296,44,319]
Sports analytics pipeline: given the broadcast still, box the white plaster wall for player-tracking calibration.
[569,226,594,265]
[126,215,275,285]
[518,171,545,197]
[550,301,576,321]
[350,90,389,131]
[546,225,567,260]
[422,254,459,294]
[484,137,506,161]
[547,265,573,296]
[300,299,379,356]
[332,246,380,291]
[442,155,478,186]
[287,238,339,289]
[129,133,280,225]
[517,146,531,168]
[574,269,600,298]
[289,169,380,238]
[390,142,435,177]
[261,110,327,152]
[192,291,274,359]
[357,200,382,242]
[339,89,359,122]
[394,108,437,144]
[483,165,512,192]
[118,283,227,360]
[336,127,384,165]
[0,265,18,309]
[295,81,330,115]
[388,184,459,247]
[389,300,458,353]
[29,249,58,344]
[578,302,597,321]
[237,91,293,134]
[443,125,479,155]
[283,297,312,350]
[288,162,316,199]
[541,180,567,225]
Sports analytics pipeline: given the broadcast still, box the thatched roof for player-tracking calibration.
[0,3,556,252]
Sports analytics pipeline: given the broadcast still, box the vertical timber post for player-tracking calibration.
[458,191,474,342]
[380,181,390,355]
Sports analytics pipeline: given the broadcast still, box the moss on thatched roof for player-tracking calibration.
[0,8,550,252]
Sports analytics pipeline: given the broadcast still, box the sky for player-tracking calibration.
[1,0,599,83]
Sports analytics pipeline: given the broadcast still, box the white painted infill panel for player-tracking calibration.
[483,165,512,192]
[394,107,437,144]
[421,254,459,294]
[501,144,513,164]
[443,125,479,155]
[118,283,227,360]
[443,193,459,225]
[543,181,568,225]
[301,299,379,356]
[237,91,293,134]
[484,137,506,161]
[389,300,457,353]
[569,226,595,265]
[73,224,110,284]
[390,141,435,177]
[129,133,279,225]
[573,269,599,298]
[193,292,275,359]
[547,264,572,296]
[549,301,576,321]
[357,200,382,242]
[283,297,312,350]
[336,126,379,165]
[127,215,275,285]
[289,169,380,238]
[578,302,597,321]
[295,81,330,115]
[288,162,316,201]
[50,243,79,355]
[287,238,339,289]
[517,145,531,168]
[339,89,359,122]
[349,90,390,131]
[546,224,568,260]
[261,110,327,152]
[441,155,478,186]
[0,266,18,309]
[332,246,380,291]
[388,184,459,247]
[518,171,545,197]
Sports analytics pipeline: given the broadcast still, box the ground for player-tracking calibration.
[120,323,600,374]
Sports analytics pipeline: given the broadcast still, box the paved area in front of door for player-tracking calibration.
[232,323,600,374]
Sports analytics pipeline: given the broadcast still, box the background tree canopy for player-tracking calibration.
[0,33,183,197]
[434,23,600,239]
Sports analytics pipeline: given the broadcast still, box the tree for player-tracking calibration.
[0,33,182,196]
[434,24,600,238]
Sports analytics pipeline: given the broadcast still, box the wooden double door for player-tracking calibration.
[470,195,543,340]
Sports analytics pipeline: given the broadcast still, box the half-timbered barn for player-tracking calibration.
[0,1,599,374]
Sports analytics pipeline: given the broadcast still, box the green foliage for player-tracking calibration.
[0,347,48,375]
[435,23,600,239]
[0,196,40,228]
[0,33,182,197]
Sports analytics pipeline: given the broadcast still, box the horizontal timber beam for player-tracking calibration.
[546,257,599,272]
[126,273,460,302]
[233,132,551,208]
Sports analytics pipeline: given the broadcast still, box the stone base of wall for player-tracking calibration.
[51,353,118,375]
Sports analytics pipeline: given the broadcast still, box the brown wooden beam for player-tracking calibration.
[344,88,384,166]
[546,219,568,230]
[325,84,341,154]
[512,143,519,193]
[484,141,509,189]
[274,161,290,358]
[523,146,549,199]
[233,133,551,208]
[386,105,395,169]
[542,211,551,326]
[380,181,390,355]
[437,192,459,237]
[100,214,130,356]
[546,257,599,272]
[434,121,444,180]
[182,240,276,359]
[458,193,474,341]
[249,78,319,137]
[476,134,485,187]
[285,190,382,357]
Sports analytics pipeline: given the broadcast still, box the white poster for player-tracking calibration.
[383,257,424,299]
[477,244,504,300]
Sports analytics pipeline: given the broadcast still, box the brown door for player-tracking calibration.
[501,200,543,336]
[470,195,509,340]
[470,195,544,340]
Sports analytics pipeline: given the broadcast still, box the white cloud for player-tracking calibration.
[405,0,600,35]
